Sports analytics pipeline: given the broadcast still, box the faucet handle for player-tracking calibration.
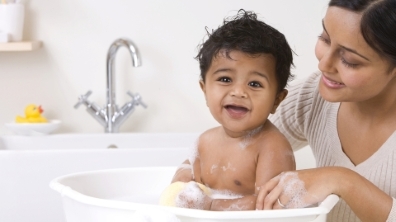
[74,90,93,109]
[127,91,147,108]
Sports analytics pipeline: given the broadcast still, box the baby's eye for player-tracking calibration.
[217,77,231,82]
[248,81,262,88]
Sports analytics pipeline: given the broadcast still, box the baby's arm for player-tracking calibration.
[257,132,295,181]
[209,195,257,211]
[171,159,195,183]
[171,135,203,183]
[172,133,205,184]
[254,131,296,208]
[172,182,257,211]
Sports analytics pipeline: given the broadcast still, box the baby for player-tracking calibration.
[169,9,296,211]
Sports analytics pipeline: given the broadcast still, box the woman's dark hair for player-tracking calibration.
[195,9,294,92]
[329,0,396,67]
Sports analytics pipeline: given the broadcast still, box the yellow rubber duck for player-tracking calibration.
[15,104,48,123]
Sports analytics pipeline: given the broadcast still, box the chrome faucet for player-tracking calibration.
[74,38,147,133]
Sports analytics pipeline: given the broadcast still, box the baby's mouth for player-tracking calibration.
[225,105,249,119]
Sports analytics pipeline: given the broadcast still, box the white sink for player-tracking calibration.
[0,133,199,222]
[0,132,199,150]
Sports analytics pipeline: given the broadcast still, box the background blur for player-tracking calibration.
[0,0,329,135]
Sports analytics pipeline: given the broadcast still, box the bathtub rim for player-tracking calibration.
[49,166,339,220]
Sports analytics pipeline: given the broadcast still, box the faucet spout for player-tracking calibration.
[75,38,146,133]
[106,38,142,133]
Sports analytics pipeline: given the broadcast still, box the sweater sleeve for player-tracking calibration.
[269,72,320,151]
[387,198,396,222]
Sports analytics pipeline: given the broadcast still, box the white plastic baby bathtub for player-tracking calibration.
[50,167,339,222]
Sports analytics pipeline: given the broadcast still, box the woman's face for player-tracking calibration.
[315,6,396,103]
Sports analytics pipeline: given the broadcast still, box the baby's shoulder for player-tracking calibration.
[197,127,221,147]
[255,124,296,172]
[256,123,292,152]
[199,127,218,139]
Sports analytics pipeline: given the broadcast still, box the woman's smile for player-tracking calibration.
[321,74,345,89]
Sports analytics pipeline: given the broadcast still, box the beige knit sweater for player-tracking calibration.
[269,71,396,222]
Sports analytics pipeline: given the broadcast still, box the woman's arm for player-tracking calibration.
[256,167,393,222]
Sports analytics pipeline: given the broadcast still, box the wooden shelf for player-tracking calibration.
[0,41,42,52]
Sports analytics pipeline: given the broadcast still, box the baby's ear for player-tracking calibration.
[271,89,288,114]
[199,80,206,93]
[199,80,209,106]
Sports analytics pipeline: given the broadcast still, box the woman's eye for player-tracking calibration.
[341,57,358,69]
[248,81,262,88]
[217,77,231,82]
[318,34,330,45]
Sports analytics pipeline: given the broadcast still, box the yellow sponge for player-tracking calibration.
[159,181,211,207]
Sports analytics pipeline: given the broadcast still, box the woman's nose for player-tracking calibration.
[315,40,335,72]
[317,48,337,73]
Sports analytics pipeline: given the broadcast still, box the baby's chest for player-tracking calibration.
[199,155,257,194]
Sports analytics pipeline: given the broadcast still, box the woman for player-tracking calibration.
[256,0,396,221]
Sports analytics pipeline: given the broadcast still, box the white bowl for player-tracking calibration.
[5,120,61,136]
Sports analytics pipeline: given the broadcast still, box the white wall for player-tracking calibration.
[0,0,329,135]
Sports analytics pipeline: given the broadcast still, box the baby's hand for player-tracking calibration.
[175,181,212,210]
[171,164,194,183]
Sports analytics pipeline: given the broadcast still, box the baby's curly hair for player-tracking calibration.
[196,9,294,92]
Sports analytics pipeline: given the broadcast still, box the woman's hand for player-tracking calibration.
[256,167,393,222]
[255,167,339,210]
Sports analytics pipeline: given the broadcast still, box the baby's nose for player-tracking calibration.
[229,85,247,98]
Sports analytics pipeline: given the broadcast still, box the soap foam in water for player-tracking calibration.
[175,181,207,209]
[279,172,310,208]
[210,189,248,211]
[239,125,262,149]
[210,189,243,200]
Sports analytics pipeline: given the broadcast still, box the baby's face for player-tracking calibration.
[200,50,284,137]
